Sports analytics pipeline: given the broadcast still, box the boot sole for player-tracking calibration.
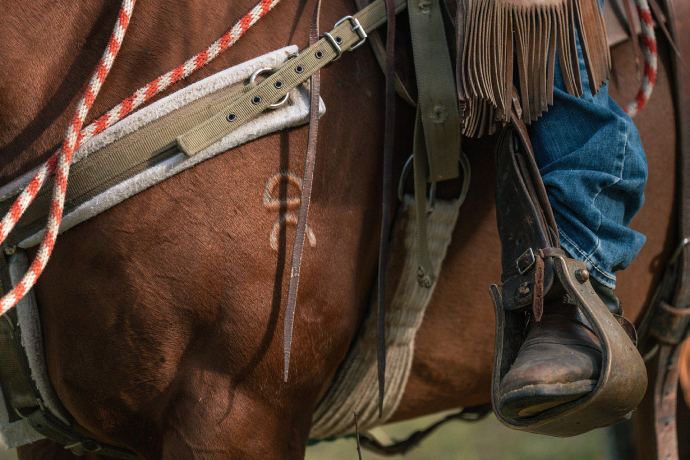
[497,380,596,419]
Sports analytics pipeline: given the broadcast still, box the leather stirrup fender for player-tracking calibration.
[489,115,647,436]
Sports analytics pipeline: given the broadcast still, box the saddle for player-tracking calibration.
[359,0,647,435]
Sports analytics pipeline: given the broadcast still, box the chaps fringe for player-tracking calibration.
[461,0,610,137]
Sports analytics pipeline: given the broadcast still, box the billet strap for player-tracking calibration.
[0,251,139,459]
[176,0,408,156]
[407,0,460,184]
[634,0,690,458]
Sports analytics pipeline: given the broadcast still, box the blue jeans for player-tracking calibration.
[527,40,648,289]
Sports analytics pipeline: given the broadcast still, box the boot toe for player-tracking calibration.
[497,306,602,419]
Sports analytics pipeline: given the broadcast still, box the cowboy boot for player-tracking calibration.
[496,277,623,419]
[491,121,645,434]
[492,122,606,419]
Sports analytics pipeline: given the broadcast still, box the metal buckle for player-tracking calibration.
[516,248,536,275]
[324,15,367,60]
[335,15,367,50]
[248,67,289,109]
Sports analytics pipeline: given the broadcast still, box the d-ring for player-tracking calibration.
[249,67,289,109]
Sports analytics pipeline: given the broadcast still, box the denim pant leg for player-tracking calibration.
[527,42,648,289]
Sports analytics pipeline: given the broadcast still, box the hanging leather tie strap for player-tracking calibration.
[376,0,397,417]
[353,0,416,106]
[282,0,322,382]
[281,0,408,381]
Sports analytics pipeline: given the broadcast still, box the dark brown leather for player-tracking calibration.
[497,303,602,419]
[283,0,323,382]
[633,1,690,458]
[652,0,690,455]
[494,114,560,315]
[376,0,397,417]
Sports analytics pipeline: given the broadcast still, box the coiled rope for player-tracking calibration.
[0,0,281,314]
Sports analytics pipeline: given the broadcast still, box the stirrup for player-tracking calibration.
[490,253,647,436]
[490,109,647,436]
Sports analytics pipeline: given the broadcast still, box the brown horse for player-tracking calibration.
[0,0,678,458]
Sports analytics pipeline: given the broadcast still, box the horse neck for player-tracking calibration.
[0,0,287,185]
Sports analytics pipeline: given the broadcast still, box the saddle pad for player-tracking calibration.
[0,45,324,248]
[0,46,324,449]
[0,250,69,448]
[310,195,461,439]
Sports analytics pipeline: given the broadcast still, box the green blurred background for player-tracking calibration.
[0,411,609,459]
[306,411,609,460]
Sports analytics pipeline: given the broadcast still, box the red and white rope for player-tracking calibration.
[0,0,281,314]
[624,0,657,117]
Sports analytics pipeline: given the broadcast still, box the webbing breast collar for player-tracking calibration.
[0,1,405,457]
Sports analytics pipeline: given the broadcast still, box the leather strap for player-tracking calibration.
[633,1,690,458]
[353,0,416,106]
[653,1,690,458]
[283,0,322,382]
[376,0,397,417]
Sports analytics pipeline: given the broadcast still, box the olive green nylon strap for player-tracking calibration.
[0,0,408,246]
[412,112,436,288]
[407,0,460,286]
[0,84,251,247]
[176,0,408,156]
[407,0,460,183]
